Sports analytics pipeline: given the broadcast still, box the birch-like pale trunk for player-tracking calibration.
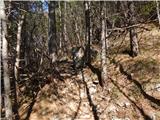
[156,0,160,28]
[0,0,13,119]
[101,2,107,87]
[14,15,24,81]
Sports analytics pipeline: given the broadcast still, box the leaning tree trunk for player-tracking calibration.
[48,1,58,63]
[128,1,139,57]
[0,0,13,119]
[101,1,107,87]
[156,0,160,28]
[84,1,91,64]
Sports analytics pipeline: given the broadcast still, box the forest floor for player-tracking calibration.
[18,23,160,120]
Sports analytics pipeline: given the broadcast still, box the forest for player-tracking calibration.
[0,1,160,120]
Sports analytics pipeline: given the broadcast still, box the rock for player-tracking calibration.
[107,104,118,113]
[149,112,156,120]
[68,101,77,111]
[155,83,160,92]
[124,102,131,107]
[117,100,131,108]
[80,89,86,98]
[89,85,97,95]
[117,102,125,107]
[50,115,60,120]
[77,74,83,79]
[93,80,99,85]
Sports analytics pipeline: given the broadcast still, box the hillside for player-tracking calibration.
[16,23,160,120]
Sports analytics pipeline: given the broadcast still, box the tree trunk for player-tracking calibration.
[14,14,25,81]
[128,1,139,57]
[61,1,68,55]
[75,18,81,46]
[63,1,67,46]
[48,1,58,63]
[58,2,62,50]
[84,1,91,64]
[0,0,13,119]
[22,2,30,67]
[121,1,129,26]
[156,0,160,28]
[101,1,107,87]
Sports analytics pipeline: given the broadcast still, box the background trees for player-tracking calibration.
[48,1,57,63]
[1,1,160,120]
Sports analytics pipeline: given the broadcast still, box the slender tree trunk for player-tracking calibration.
[22,2,29,67]
[121,1,128,27]
[0,19,1,120]
[14,15,25,114]
[24,32,30,66]
[75,20,81,46]
[48,1,58,63]
[101,1,107,87]
[90,8,93,46]
[14,15,24,81]
[128,1,139,57]
[58,2,62,50]
[156,0,160,28]
[0,0,12,119]
[84,1,91,64]
[63,1,67,45]
[0,11,1,120]
[24,24,35,66]
[61,1,68,55]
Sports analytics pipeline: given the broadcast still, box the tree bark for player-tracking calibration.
[84,1,91,64]
[156,0,160,28]
[0,0,13,119]
[101,1,107,87]
[58,2,62,50]
[128,1,139,57]
[61,1,68,55]
[75,18,81,46]
[63,1,67,45]
[14,14,25,81]
[48,1,58,63]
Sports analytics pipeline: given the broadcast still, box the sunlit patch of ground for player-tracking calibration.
[19,24,160,120]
